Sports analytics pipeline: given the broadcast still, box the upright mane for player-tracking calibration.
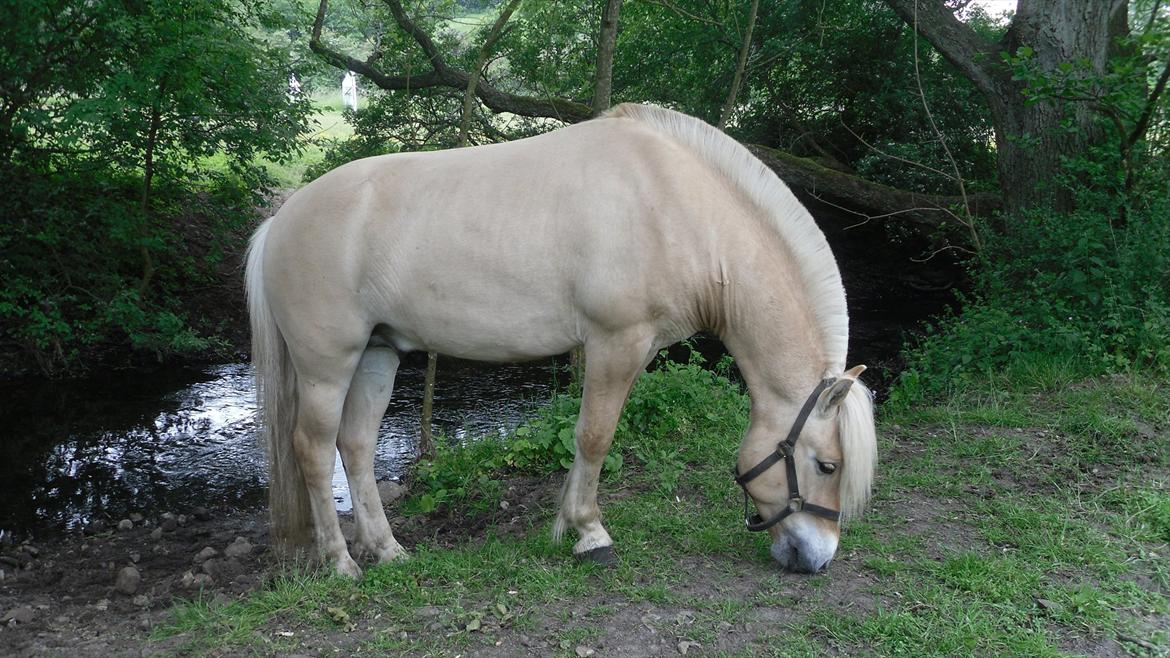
[603,103,849,373]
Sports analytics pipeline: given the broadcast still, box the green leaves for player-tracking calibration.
[0,0,314,373]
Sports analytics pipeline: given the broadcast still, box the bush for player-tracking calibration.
[892,197,1170,404]
[405,350,749,514]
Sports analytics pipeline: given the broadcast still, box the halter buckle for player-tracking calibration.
[786,496,804,513]
[777,441,795,458]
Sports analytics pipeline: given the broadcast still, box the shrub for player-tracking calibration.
[405,350,749,514]
[892,197,1170,404]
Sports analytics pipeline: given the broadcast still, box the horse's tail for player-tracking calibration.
[246,216,312,552]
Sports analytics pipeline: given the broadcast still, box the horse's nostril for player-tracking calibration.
[788,545,800,565]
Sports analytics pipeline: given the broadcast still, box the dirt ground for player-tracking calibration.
[0,441,1163,657]
[0,474,868,658]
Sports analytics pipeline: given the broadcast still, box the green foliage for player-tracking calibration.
[891,196,1170,404]
[0,0,313,374]
[405,351,748,515]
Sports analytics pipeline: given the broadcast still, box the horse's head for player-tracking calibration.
[736,365,876,573]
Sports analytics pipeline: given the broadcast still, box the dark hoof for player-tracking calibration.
[575,545,618,568]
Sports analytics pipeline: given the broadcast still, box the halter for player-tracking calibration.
[734,379,841,532]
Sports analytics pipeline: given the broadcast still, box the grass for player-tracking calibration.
[155,363,1170,656]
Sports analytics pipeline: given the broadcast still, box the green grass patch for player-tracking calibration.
[160,367,1170,656]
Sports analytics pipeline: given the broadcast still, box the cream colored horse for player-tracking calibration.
[246,103,877,578]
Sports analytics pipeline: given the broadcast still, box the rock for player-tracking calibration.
[180,571,196,588]
[193,546,218,564]
[161,518,177,533]
[132,595,151,608]
[224,537,253,559]
[377,480,406,503]
[499,500,510,510]
[575,646,595,658]
[130,552,141,564]
[20,544,40,558]
[129,513,144,524]
[190,573,213,589]
[94,599,110,612]
[84,520,107,535]
[150,528,163,540]
[177,514,189,527]
[115,565,142,595]
[1036,598,1060,612]
[202,558,245,582]
[416,606,442,619]
[117,519,134,531]
[2,606,34,625]
[192,507,211,522]
[678,640,701,655]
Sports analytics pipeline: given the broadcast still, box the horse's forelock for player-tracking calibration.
[837,381,876,521]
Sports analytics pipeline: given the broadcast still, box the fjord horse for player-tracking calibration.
[246,103,876,578]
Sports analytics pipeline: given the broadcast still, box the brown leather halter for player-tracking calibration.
[734,379,840,532]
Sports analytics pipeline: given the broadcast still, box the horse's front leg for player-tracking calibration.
[555,330,654,565]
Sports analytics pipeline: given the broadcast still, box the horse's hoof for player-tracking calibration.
[575,545,618,568]
[375,543,409,564]
[335,554,363,580]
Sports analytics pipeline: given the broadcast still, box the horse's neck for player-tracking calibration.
[714,238,828,405]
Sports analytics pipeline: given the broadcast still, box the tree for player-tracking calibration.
[0,0,312,372]
[307,0,1001,237]
[884,0,1170,213]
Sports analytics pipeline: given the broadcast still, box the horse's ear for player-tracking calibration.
[817,365,866,415]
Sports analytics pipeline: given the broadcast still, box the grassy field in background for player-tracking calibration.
[153,363,1170,656]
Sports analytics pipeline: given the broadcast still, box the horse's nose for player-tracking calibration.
[772,537,832,573]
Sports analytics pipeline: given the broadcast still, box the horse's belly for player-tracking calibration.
[372,289,579,362]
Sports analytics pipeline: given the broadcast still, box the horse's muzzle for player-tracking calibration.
[770,527,837,573]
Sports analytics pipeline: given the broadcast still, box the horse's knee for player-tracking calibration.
[575,427,613,462]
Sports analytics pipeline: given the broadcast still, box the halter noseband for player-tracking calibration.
[734,378,840,532]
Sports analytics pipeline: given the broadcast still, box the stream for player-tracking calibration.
[0,203,958,537]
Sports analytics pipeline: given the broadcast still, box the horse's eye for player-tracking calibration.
[817,461,838,475]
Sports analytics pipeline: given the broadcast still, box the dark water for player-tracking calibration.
[0,358,558,536]
[0,204,956,537]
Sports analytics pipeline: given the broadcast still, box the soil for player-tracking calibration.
[1,441,1157,658]
[0,477,876,658]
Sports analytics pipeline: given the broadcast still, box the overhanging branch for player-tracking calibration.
[310,0,592,122]
[883,0,1002,98]
[749,144,1001,232]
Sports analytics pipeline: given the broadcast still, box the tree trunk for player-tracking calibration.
[592,0,624,115]
[885,0,1125,214]
[137,100,162,297]
[419,351,438,458]
[458,0,522,145]
[718,0,759,129]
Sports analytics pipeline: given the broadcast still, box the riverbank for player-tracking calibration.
[1,369,1165,656]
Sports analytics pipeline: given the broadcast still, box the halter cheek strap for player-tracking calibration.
[734,378,840,532]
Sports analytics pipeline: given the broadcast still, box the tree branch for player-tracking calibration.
[310,0,592,122]
[749,144,1001,234]
[1127,56,1170,148]
[883,0,1002,97]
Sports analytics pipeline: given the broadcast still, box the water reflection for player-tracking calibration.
[0,358,556,535]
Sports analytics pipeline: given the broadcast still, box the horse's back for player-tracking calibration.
[260,117,743,360]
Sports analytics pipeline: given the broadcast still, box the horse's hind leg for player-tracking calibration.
[556,330,655,563]
[291,351,364,578]
[337,346,407,563]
